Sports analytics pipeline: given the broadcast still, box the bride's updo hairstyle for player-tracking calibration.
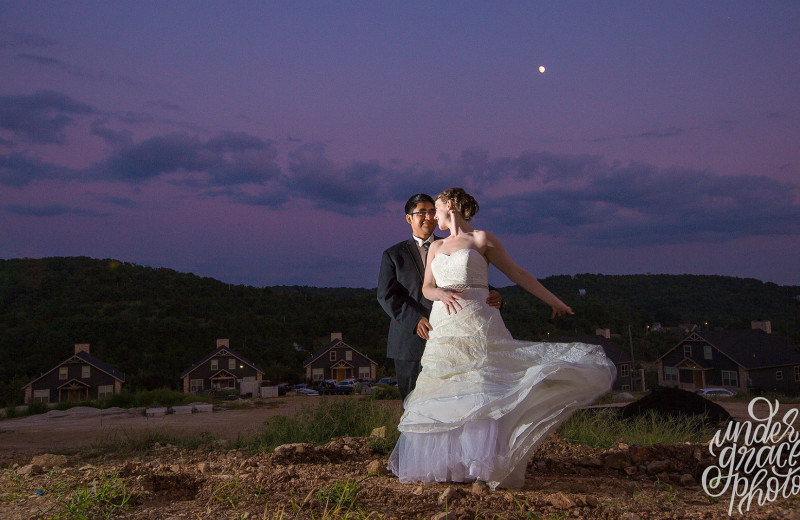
[437,187,479,221]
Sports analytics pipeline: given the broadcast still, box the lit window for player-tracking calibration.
[59,367,68,380]
[312,368,324,381]
[33,389,50,403]
[704,346,712,360]
[776,370,783,381]
[345,350,352,361]
[359,366,371,379]
[190,379,204,392]
[228,358,236,370]
[664,367,678,382]
[210,359,218,370]
[82,365,90,378]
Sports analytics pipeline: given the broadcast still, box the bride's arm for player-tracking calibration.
[422,241,464,314]
[482,231,573,318]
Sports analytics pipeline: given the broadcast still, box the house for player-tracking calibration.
[548,332,634,391]
[180,338,265,394]
[656,322,800,395]
[303,333,378,383]
[23,343,125,404]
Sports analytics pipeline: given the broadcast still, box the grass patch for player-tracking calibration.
[80,429,219,459]
[44,471,133,519]
[557,408,720,447]
[237,397,402,453]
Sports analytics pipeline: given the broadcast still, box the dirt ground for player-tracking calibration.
[2,396,799,520]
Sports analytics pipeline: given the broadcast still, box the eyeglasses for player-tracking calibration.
[409,209,436,218]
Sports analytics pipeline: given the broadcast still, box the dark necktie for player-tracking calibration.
[422,241,430,266]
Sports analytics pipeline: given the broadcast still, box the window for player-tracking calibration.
[683,345,692,358]
[664,367,678,382]
[98,385,114,399]
[242,376,256,382]
[620,364,630,377]
[722,370,738,387]
[329,351,337,361]
[82,365,90,378]
[190,379,204,393]
[795,366,800,382]
[621,385,630,391]
[210,359,218,371]
[359,366,372,379]
[33,389,50,403]
[704,346,713,360]
[776,370,783,381]
[228,358,236,370]
[59,367,68,380]
[312,368,324,381]
[345,350,352,361]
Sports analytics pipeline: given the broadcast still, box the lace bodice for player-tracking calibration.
[431,248,489,288]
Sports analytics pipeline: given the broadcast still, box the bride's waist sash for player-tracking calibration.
[439,283,488,290]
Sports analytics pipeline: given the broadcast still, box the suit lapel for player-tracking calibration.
[405,239,425,282]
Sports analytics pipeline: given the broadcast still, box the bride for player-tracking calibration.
[388,187,616,489]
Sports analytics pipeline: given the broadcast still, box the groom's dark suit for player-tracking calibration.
[377,236,439,399]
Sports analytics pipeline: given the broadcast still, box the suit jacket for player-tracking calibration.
[377,236,439,361]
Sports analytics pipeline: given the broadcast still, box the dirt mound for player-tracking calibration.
[619,387,731,424]
[3,434,799,519]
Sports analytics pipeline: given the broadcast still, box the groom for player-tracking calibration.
[377,193,502,400]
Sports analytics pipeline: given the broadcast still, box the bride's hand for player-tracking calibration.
[438,288,464,315]
[550,302,574,319]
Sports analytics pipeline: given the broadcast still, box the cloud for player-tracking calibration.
[15,53,140,86]
[5,203,108,218]
[0,32,57,50]
[0,152,71,187]
[90,120,133,147]
[98,132,282,186]
[0,90,96,144]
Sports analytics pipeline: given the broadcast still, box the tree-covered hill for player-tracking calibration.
[1,257,798,405]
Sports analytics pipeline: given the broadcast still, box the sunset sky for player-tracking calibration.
[2,2,799,287]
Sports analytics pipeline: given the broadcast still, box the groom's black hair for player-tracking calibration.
[405,193,435,215]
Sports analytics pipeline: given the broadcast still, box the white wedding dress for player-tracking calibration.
[388,248,616,489]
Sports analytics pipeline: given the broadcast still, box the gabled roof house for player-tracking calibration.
[656,322,800,395]
[180,338,265,394]
[303,333,378,383]
[24,343,125,404]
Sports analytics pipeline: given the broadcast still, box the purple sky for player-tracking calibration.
[1,2,799,287]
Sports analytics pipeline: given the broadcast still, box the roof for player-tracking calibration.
[303,339,378,367]
[24,350,126,389]
[180,345,265,378]
[689,330,800,369]
[547,335,632,365]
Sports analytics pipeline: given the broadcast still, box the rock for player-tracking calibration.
[169,464,181,473]
[413,485,424,495]
[366,459,387,475]
[579,456,602,467]
[602,451,630,470]
[197,462,210,474]
[621,513,642,520]
[370,426,387,438]
[646,460,672,474]
[274,443,309,456]
[438,486,458,504]
[679,473,695,486]
[18,464,43,476]
[546,492,577,509]
[31,454,67,469]
[624,466,638,475]
[628,445,651,465]
[471,480,489,495]
[431,513,448,520]
[575,494,599,507]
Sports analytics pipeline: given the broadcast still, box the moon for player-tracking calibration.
[538,65,546,73]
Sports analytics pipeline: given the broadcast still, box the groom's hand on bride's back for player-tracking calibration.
[486,290,502,309]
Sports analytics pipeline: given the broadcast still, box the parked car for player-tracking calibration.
[697,388,736,398]
[313,380,354,395]
[295,386,320,396]
[377,377,397,386]
[276,383,290,396]
[339,378,359,387]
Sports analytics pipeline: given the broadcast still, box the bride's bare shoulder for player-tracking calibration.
[471,229,498,246]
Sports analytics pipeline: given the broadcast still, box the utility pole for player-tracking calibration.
[628,324,637,391]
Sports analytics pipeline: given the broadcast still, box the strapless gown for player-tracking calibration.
[388,248,616,489]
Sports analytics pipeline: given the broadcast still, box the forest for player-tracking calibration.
[1,256,798,405]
